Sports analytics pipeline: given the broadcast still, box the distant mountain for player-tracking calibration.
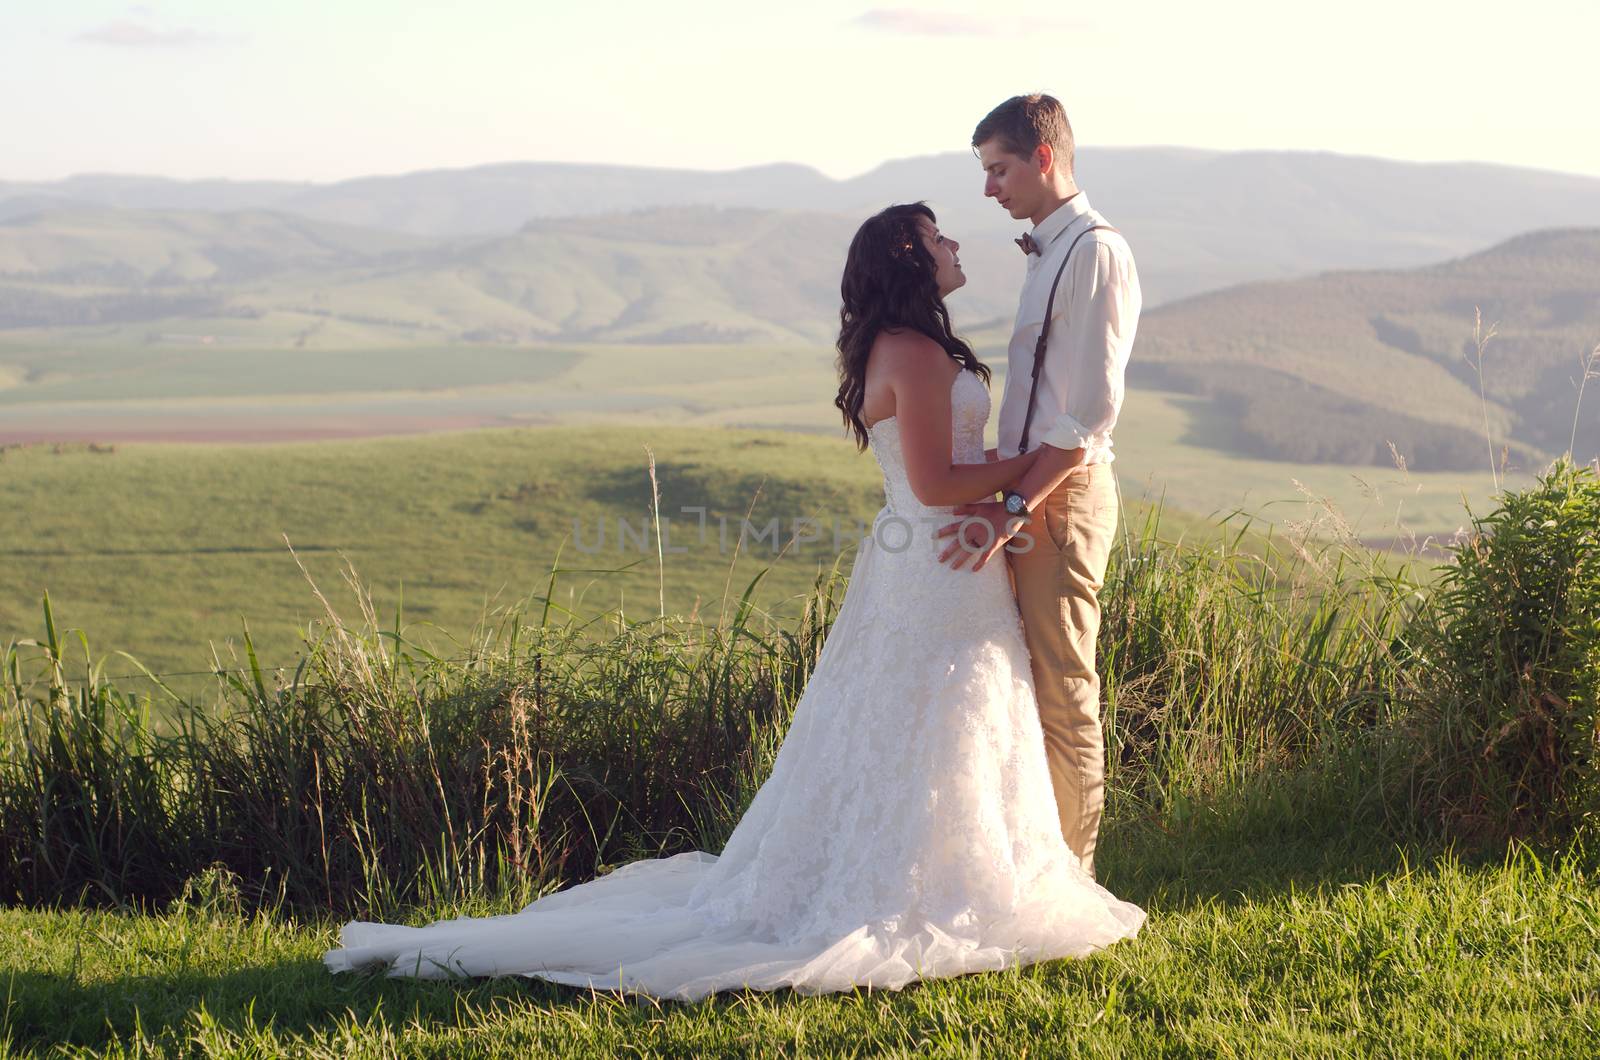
[1133,228,1600,470]
[0,205,865,344]
[278,162,839,238]
[0,206,426,284]
[0,208,435,334]
[0,173,303,214]
[0,163,843,236]
[10,149,1600,306]
[265,206,868,345]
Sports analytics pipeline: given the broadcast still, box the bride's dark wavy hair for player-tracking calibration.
[833,202,990,450]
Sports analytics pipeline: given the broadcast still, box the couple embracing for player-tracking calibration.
[326,93,1146,1000]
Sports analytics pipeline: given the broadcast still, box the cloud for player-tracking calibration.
[852,9,991,35]
[74,19,222,48]
[851,8,1089,37]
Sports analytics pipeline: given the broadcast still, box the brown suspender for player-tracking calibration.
[1016,224,1120,454]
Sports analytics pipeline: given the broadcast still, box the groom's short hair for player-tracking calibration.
[971,95,1075,173]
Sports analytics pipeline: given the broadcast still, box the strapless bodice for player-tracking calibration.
[865,368,990,522]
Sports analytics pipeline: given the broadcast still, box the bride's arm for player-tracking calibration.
[932,454,1036,506]
[939,450,1038,504]
[889,343,1041,507]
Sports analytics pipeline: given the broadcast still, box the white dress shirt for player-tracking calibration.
[996,191,1141,463]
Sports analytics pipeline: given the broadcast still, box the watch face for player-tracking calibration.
[1006,494,1025,514]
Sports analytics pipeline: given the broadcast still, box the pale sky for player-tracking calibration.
[5,0,1598,184]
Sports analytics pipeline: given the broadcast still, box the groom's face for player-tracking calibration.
[976,139,1045,221]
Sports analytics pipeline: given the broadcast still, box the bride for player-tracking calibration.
[323,203,1146,999]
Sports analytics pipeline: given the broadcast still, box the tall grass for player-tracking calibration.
[5,447,1598,915]
[1099,505,1421,813]
[1,524,853,913]
[1,495,1441,917]
[1395,458,1600,837]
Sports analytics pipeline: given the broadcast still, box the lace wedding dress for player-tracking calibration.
[324,369,1146,999]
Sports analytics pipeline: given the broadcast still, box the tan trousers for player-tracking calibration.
[1006,462,1119,879]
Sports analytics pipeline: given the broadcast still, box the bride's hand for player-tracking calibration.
[934,501,1023,572]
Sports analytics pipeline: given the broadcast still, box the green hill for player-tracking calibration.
[0,426,924,698]
[1132,229,1600,469]
[0,206,865,346]
[0,422,1271,703]
[0,206,426,284]
[314,207,866,344]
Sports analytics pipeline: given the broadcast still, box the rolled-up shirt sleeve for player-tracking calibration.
[1036,239,1140,453]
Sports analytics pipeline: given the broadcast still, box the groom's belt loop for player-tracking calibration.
[1017,224,1120,454]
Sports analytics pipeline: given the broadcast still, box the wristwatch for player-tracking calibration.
[1003,490,1031,517]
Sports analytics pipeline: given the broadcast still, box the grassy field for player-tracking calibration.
[1,177,1594,1058]
[0,345,583,405]
[1,323,1520,521]
[0,403,1511,703]
[4,822,1594,1056]
[4,452,1596,1056]
[0,424,885,702]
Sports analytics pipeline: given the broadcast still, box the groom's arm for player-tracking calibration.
[1032,237,1141,464]
[998,240,1135,510]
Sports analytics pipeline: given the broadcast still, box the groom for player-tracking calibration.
[936,94,1142,880]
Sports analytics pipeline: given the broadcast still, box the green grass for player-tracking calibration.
[0,425,882,699]
[0,326,1516,538]
[0,347,582,405]
[3,455,1596,1055]
[1110,389,1521,542]
[3,827,1595,1057]
[5,495,1348,914]
[3,423,1278,704]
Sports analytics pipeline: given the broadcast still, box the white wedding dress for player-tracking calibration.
[324,369,1146,999]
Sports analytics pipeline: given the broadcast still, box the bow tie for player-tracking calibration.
[1015,232,1041,256]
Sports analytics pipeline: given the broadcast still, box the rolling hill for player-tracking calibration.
[1132,229,1600,469]
[289,207,868,345]
[0,205,863,345]
[0,215,1594,473]
[11,148,1600,307]
[0,164,1595,474]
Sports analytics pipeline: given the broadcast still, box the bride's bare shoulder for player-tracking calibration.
[868,328,947,377]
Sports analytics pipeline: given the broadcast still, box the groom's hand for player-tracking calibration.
[935,501,1023,571]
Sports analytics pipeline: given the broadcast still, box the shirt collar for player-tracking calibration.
[1028,191,1094,252]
